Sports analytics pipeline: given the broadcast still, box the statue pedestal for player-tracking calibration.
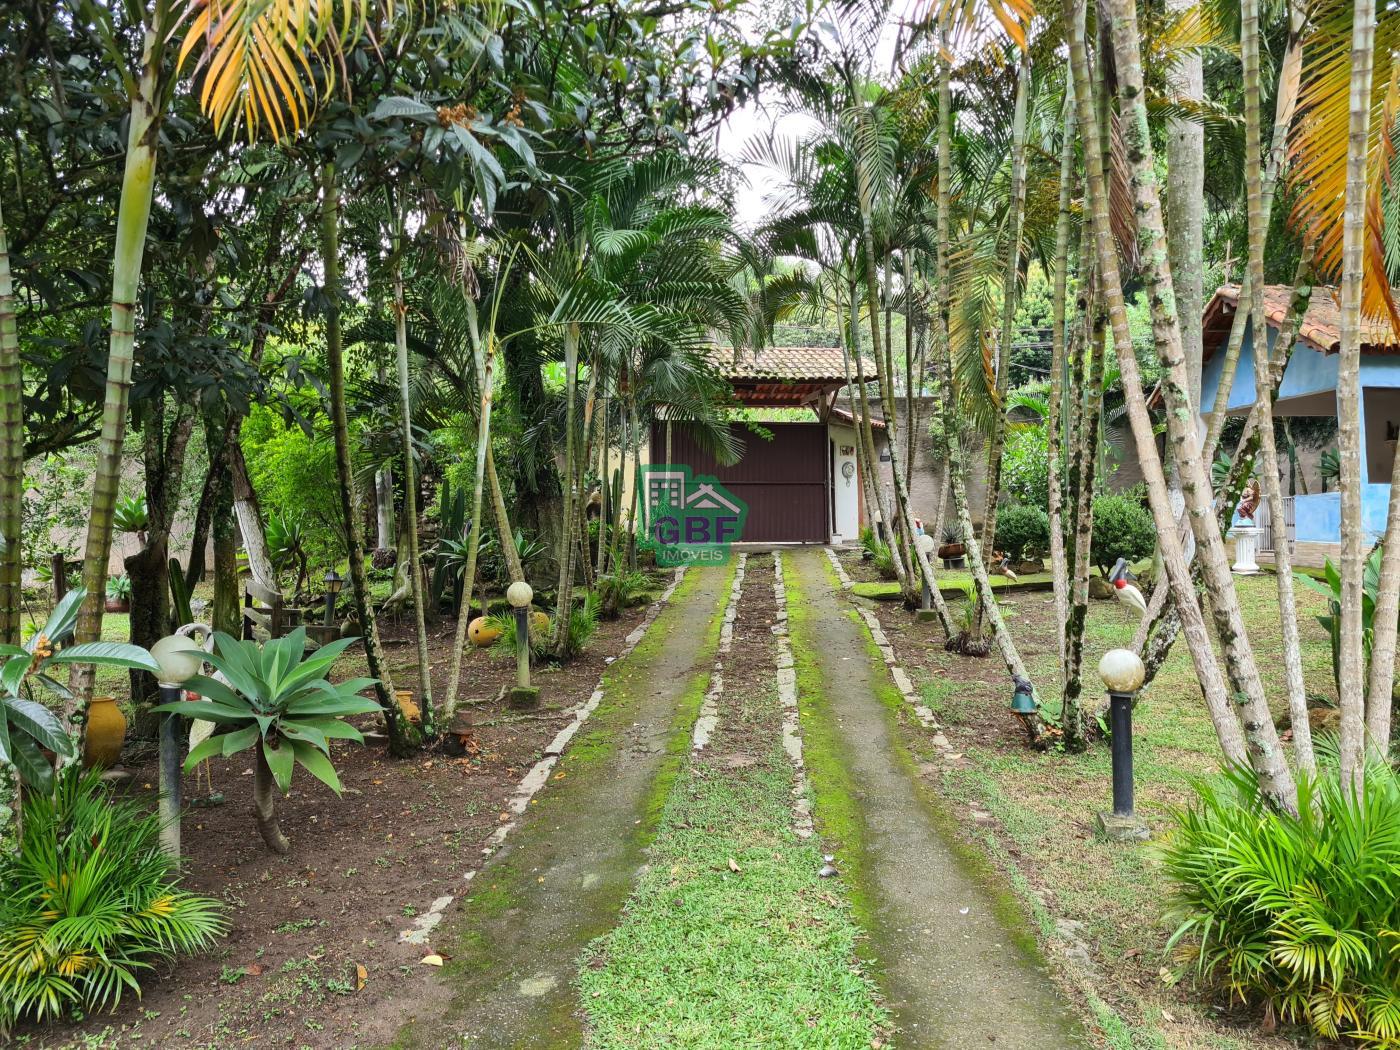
[1231,525,1260,575]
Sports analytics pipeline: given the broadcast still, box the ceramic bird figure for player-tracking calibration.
[1108,558,1148,615]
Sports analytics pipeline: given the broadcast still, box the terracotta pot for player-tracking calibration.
[937,543,965,560]
[394,690,422,725]
[468,615,501,648]
[82,696,127,769]
[104,599,130,614]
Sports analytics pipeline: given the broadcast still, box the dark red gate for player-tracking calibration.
[651,422,829,543]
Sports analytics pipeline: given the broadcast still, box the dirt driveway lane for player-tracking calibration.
[390,562,734,1050]
[785,548,1089,1049]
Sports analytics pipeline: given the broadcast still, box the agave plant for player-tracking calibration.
[1,589,158,793]
[154,628,379,854]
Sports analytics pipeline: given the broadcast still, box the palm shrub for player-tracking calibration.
[1295,547,1389,693]
[489,593,600,661]
[596,571,647,619]
[1163,761,1400,1046]
[154,628,380,855]
[0,767,224,1031]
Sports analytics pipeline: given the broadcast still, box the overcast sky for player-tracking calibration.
[715,1,913,230]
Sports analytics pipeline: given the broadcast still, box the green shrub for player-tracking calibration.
[1089,494,1155,575]
[0,768,225,1031]
[1163,761,1400,1047]
[1295,546,1391,693]
[1001,424,1050,509]
[993,505,1049,562]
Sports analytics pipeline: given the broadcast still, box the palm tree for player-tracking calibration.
[1242,0,1314,775]
[0,200,20,646]
[67,0,398,726]
[1087,0,1296,810]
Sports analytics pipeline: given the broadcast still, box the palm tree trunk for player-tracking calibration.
[847,283,912,595]
[1337,0,1377,788]
[1068,0,1253,780]
[1365,453,1400,753]
[1164,0,1205,408]
[485,445,523,582]
[443,307,494,719]
[0,199,22,646]
[392,217,434,736]
[69,17,166,721]
[1242,0,1313,777]
[979,54,1032,562]
[1202,13,1305,462]
[1096,0,1294,807]
[1048,86,1077,669]
[936,30,1044,744]
[553,322,582,659]
[903,252,918,490]
[596,396,611,578]
[320,163,406,754]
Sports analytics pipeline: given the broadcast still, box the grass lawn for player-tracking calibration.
[867,565,1338,1049]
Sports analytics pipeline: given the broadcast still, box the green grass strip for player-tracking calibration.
[578,729,888,1047]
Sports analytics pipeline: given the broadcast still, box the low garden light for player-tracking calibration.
[1096,648,1149,842]
[1009,676,1037,715]
[323,569,344,627]
[505,580,539,710]
[151,634,204,859]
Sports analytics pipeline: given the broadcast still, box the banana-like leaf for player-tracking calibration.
[1288,1,1400,335]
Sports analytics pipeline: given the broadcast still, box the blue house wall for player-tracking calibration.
[1197,316,1400,545]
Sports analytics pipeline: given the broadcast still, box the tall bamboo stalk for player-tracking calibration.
[69,9,168,722]
[1337,0,1377,789]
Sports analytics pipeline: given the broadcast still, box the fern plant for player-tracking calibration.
[1163,760,1400,1047]
[0,768,224,1031]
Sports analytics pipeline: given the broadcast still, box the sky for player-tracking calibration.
[713,1,914,230]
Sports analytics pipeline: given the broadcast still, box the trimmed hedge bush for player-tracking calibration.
[993,505,1050,562]
[1089,494,1155,575]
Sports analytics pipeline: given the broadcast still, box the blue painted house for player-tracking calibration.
[1198,284,1400,563]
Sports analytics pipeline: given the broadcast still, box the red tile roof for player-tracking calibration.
[710,346,877,383]
[1203,284,1400,359]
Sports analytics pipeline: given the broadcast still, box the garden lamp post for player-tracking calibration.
[506,580,539,709]
[323,569,343,627]
[151,633,204,859]
[1095,648,1149,842]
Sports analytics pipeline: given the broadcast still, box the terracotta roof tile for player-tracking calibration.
[1203,284,1400,358]
[709,346,877,382]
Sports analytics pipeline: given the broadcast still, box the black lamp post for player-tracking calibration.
[323,569,343,627]
[150,634,204,859]
[1095,648,1149,842]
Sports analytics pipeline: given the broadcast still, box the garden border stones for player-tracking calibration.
[773,552,814,838]
[692,553,746,751]
[398,565,688,946]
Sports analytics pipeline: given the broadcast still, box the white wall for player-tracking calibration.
[828,423,861,543]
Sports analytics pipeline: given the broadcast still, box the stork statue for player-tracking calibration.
[1108,558,1148,616]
